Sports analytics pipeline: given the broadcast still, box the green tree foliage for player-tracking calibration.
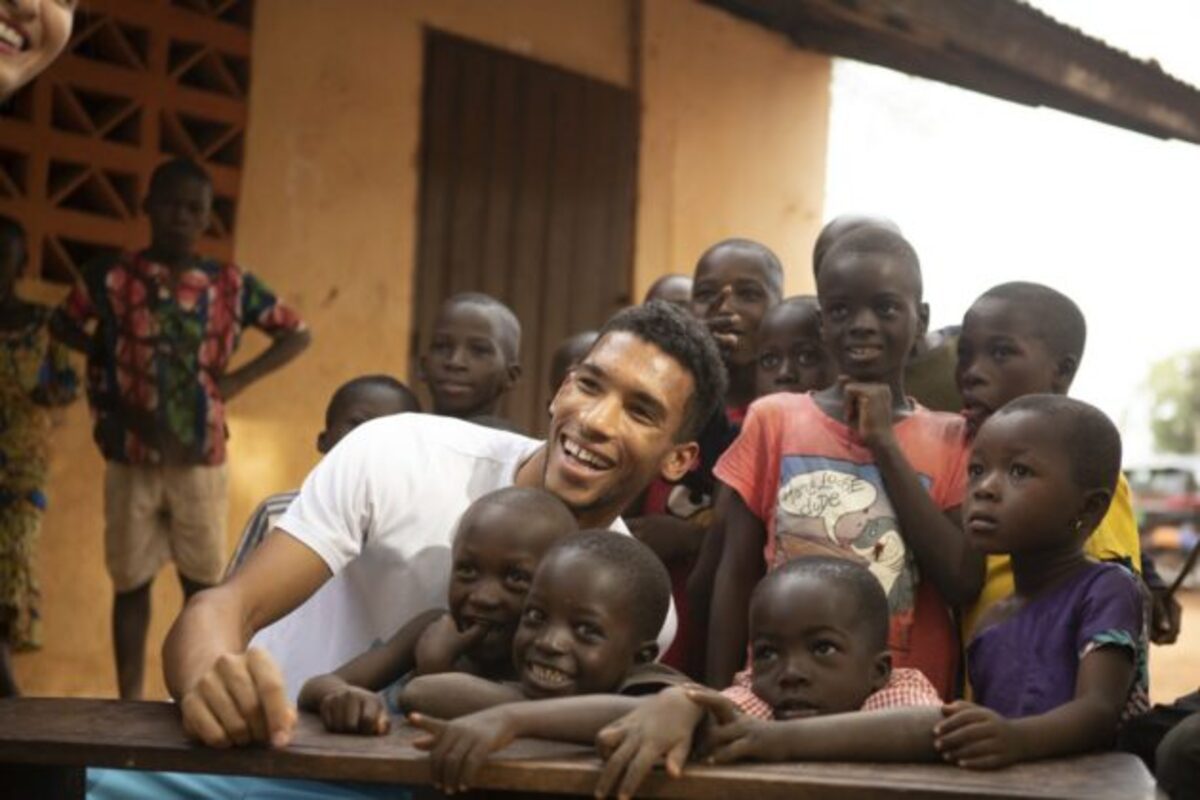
[1148,350,1200,454]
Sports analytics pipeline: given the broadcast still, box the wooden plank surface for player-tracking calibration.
[0,698,1160,799]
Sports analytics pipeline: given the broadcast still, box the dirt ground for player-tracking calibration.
[1149,588,1200,703]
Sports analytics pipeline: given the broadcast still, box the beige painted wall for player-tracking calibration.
[635,0,830,298]
[15,0,830,698]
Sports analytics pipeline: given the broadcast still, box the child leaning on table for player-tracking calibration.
[595,396,1146,799]
[400,531,686,793]
[297,486,577,733]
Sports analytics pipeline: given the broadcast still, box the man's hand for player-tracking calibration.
[690,690,807,764]
[841,380,897,449]
[179,648,296,749]
[318,686,390,736]
[414,614,488,675]
[934,701,1023,769]
[409,709,517,794]
[593,686,707,799]
[1150,587,1183,645]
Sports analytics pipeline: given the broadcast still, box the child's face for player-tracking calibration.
[448,505,563,667]
[691,252,778,367]
[512,549,650,698]
[317,385,413,454]
[965,410,1086,554]
[749,574,890,719]
[144,176,212,257]
[421,303,516,417]
[957,298,1068,437]
[755,303,834,398]
[817,253,924,385]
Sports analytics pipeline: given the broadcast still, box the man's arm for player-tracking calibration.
[846,383,983,605]
[219,328,311,401]
[706,490,766,688]
[163,529,331,747]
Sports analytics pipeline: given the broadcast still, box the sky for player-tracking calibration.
[823,0,1200,462]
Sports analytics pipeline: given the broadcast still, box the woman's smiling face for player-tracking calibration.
[0,0,75,100]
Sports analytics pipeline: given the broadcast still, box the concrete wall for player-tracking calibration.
[636,1,830,298]
[15,0,830,698]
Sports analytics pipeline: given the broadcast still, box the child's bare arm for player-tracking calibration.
[409,695,645,793]
[218,328,311,402]
[935,648,1134,769]
[594,686,713,799]
[844,382,984,605]
[400,672,525,718]
[693,691,942,765]
[298,608,443,734]
[706,490,766,687]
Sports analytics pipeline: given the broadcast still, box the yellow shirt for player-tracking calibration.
[963,473,1142,639]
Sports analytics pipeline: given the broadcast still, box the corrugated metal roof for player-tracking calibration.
[704,0,1200,144]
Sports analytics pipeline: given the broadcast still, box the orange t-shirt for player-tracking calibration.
[714,392,969,699]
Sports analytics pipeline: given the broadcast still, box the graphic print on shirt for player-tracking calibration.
[774,455,932,624]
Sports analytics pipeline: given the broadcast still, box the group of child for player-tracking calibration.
[11,154,1192,795]
[215,217,1193,798]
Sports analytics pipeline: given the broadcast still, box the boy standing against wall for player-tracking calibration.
[51,158,311,698]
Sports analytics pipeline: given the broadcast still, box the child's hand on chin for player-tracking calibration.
[934,701,1023,769]
[840,378,898,449]
[409,708,516,795]
[414,613,488,675]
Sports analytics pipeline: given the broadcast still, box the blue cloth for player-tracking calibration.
[87,769,413,799]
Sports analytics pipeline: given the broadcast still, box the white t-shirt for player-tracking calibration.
[253,414,676,700]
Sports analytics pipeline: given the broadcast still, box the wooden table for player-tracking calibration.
[0,698,1162,799]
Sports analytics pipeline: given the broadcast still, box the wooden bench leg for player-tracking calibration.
[0,763,85,799]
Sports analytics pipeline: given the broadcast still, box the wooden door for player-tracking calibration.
[412,30,638,436]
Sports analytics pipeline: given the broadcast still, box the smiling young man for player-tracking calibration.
[162,301,726,749]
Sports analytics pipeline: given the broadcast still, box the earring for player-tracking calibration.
[1072,518,1084,533]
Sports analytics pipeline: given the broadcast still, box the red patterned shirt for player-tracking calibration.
[55,251,304,465]
[721,667,942,720]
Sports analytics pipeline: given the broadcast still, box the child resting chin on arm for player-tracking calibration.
[297,487,577,734]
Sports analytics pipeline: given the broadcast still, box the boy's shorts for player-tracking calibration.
[103,462,228,592]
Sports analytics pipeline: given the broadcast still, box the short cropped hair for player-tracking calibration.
[441,292,522,363]
[993,394,1121,494]
[812,214,902,277]
[597,301,728,442]
[643,274,693,304]
[696,238,784,299]
[148,158,212,197]
[767,294,821,321]
[978,281,1086,362]
[456,486,577,543]
[821,226,922,301]
[550,530,671,642]
[325,374,421,427]
[753,556,889,651]
[549,330,599,392]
